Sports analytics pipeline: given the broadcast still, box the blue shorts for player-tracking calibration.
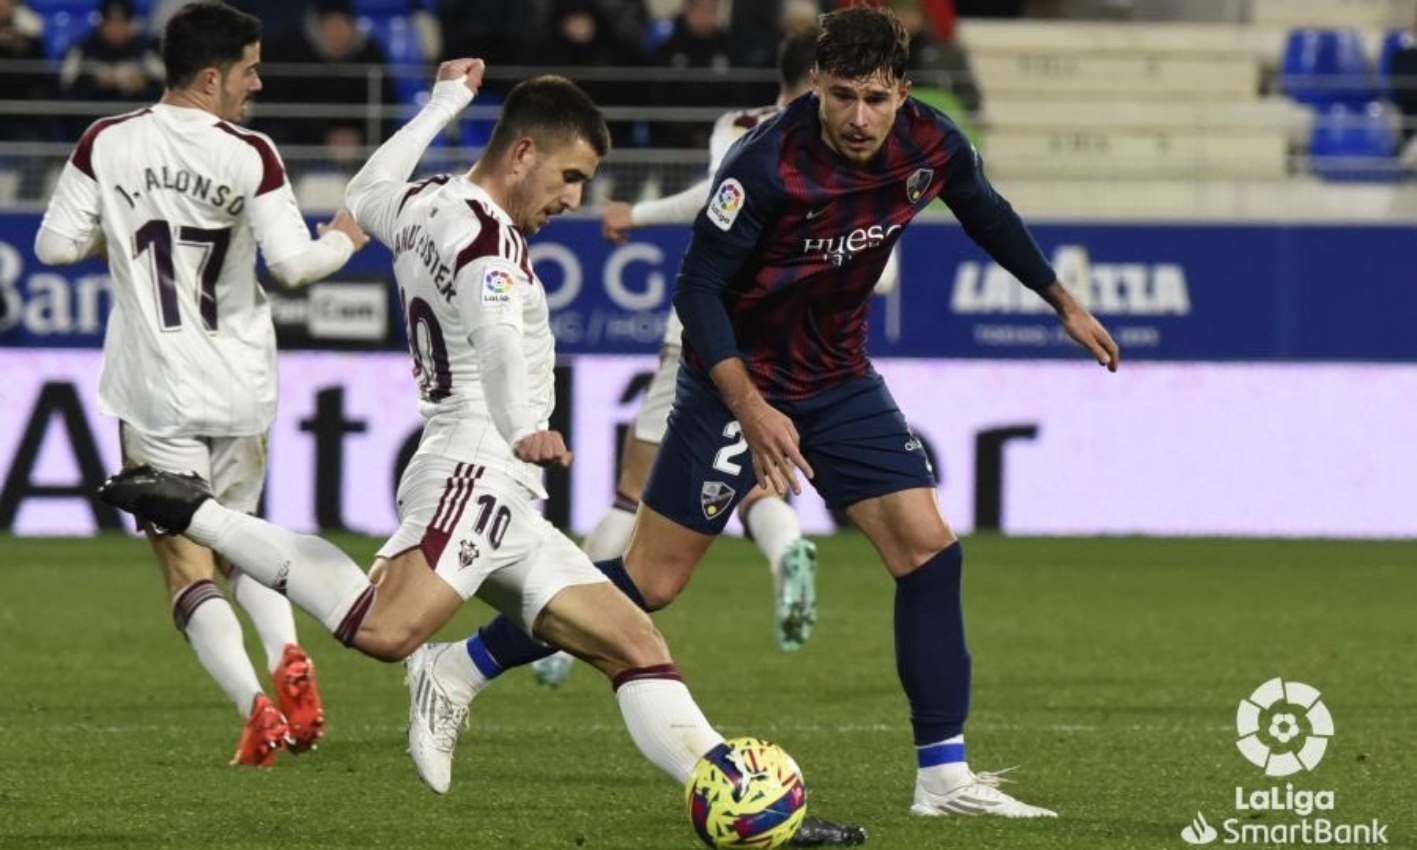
[642,369,937,535]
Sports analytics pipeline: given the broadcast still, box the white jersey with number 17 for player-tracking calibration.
[41,103,319,437]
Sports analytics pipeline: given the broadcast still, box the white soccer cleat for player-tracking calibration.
[405,643,472,794]
[910,769,1057,819]
[531,650,575,689]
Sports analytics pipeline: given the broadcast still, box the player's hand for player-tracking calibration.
[437,58,485,95]
[513,430,574,468]
[736,398,814,497]
[319,210,370,251]
[1059,306,1120,372]
[601,201,634,244]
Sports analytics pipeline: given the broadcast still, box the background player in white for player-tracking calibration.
[529,29,901,687]
[36,2,367,766]
[97,61,761,825]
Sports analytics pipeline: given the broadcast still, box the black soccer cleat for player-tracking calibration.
[790,814,868,847]
[98,465,213,535]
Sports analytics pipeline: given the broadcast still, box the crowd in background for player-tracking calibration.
[0,0,987,154]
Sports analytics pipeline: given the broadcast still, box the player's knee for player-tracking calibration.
[355,623,425,663]
[635,575,684,611]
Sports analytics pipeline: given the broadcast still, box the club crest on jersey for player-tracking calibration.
[458,538,480,569]
[906,168,934,204]
[482,265,515,307]
[700,481,736,519]
[706,178,745,232]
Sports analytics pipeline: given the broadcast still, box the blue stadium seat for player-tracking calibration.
[358,15,425,107]
[1308,102,1402,182]
[1282,28,1374,108]
[352,0,412,14]
[643,17,674,54]
[1378,28,1414,91]
[42,10,95,60]
[26,0,93,12]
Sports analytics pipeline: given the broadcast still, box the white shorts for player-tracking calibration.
[376,456,607,634]
[633,341,682,444]
[119,424,267,514]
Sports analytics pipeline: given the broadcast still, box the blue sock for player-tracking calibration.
[466,556,650,673]
[894,542,971,746]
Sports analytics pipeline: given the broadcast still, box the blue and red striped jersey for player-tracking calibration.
[674,93,1055,402]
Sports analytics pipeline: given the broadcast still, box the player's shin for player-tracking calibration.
[583,495,639,560]
[174,580,265,714]
[895,542,973,786]
[186,502,373,637]
[613,665,725,784]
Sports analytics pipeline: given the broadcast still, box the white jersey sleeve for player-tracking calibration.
[629,105,782,229]
[347,78,475,248]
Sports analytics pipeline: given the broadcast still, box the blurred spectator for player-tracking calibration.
[648,0,736,148]
[527,0,648,146]
[0,0,51,112]
[1389,17,1417,147]
[59,0,164,110]
[436,0,536,75]
[893,0,980,117]
[259,0,397,162]
[955,0,1025,16]
[149,1,306,46]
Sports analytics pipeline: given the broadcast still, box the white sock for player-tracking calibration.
[917,734,972,790]
[438,640,487,702]
[583,501,637,561]
[174,582,264,715]
[615,674,726,785]
[228,569,297,674]
[743,497,802,574]
[187,501,371,636]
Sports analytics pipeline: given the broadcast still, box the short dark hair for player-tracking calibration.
[162,3,262,90]
[484,75,611,161]
[816,6,910,83]
[778,27,818,91]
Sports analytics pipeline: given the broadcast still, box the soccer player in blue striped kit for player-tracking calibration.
[424,4,1120,829]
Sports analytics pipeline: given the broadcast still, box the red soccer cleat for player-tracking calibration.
[231,693,289,767]
[273,644,325,753]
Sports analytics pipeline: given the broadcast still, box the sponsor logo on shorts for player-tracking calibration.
[700,480,736,519]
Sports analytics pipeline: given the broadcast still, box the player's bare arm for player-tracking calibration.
[513,431,574,468]
[601,200,633,243]
[1040,281,1121,372]
[437,57,485,91]
[709,358,813,496]
[316,210,370,251]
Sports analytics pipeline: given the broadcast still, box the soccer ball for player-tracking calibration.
[686,737,807,849]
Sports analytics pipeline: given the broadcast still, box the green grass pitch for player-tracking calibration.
[1,533,1413,849]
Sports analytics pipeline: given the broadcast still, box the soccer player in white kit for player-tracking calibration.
[98,61,748,819]
[36,3,368,766]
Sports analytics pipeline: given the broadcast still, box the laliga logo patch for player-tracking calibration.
[481,266,514,306]
[706,178,745,232]
[700,481,736,519]
[906,167,934,204]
